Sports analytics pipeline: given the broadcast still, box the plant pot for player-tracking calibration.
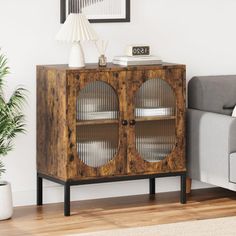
[0,181,13,220]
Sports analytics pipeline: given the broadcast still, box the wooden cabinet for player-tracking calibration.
[37,63,186,216]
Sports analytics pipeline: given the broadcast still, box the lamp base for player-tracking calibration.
[69,42,85,68]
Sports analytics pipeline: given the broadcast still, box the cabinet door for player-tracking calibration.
[67,71,127,179]
[126,68,186,174]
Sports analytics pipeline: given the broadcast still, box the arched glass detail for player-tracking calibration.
[76,81,119,167]
[135,78,176,162]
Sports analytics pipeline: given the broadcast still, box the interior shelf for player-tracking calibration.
[136,116,176,122]
[76,116,175,126]
[76,119,119,126]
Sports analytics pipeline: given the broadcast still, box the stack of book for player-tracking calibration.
[112,56,162,66]
[112,45,162,66]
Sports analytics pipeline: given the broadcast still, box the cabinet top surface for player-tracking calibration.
[37,63,185,72]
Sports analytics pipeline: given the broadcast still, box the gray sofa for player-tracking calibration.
[187,75,236,191]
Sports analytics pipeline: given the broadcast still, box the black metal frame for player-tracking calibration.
[60,0,131,24]
[37,171,187,216]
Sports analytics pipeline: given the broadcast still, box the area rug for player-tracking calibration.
[67,216,236,236]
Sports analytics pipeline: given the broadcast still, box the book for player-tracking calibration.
[135,108,174,117]
[112,55,162,66]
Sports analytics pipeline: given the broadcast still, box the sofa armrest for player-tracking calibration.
[187,109,236,153]
[187,109,236,185]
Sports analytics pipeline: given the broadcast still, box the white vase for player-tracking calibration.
[0,181,13,220]
[69,42,85,68]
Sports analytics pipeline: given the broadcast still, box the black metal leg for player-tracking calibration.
[180,173,187,204]
[37,174,43,206]
[64,182,71,216]
[149,178,155,195]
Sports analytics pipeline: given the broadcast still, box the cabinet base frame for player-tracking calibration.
[37,171,187,216]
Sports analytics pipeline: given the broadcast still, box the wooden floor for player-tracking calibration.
[1,188,236,236]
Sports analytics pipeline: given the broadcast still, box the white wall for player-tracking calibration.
[1,0,236,207]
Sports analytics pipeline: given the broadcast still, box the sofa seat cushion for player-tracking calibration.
[188,75,236,115]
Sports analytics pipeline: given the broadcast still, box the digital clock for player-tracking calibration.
[126,45,150,56]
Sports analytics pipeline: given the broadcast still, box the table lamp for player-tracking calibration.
[56,13,98,68]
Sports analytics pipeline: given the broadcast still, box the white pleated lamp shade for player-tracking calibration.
[56,13,98,42]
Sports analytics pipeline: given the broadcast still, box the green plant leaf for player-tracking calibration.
[0,50,27,179]
[0,159,6,179]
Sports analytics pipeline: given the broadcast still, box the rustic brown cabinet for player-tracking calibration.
[37,63,186,216]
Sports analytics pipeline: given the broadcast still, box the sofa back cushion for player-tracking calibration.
[188,75,236,115]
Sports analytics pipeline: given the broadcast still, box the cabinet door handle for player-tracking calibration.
[129,120,136,126]
[121,120,128,126]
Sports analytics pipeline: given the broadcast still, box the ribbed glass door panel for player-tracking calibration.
[135,120,176,162]
[77,81,119,168]
[77,124,118,167]
[77,81,119,121]
[135,78,176,162]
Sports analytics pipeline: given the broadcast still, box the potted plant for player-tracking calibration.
[0,51,26,220]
